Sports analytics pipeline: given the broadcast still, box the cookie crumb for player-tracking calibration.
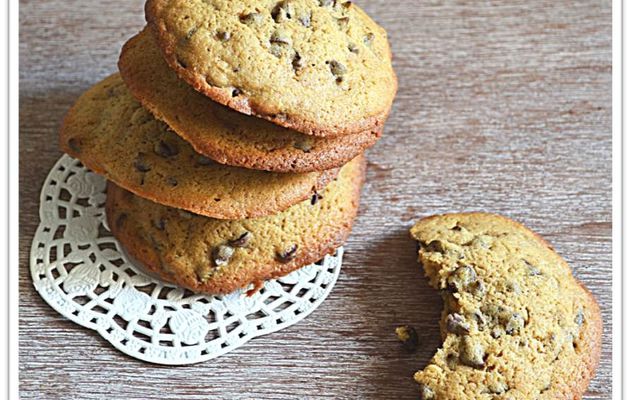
[395,325,419,351]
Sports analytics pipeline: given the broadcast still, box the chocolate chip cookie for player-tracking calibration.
[118,28,381,172]
[409,213,602,399]
[106,155,365,295]
[60,74,336,220]
[145,0,397,137]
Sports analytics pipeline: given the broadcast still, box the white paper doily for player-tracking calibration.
[30,155,343,365]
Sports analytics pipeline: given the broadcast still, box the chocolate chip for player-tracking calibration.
[470,235,492,249]
[395,325,419,351]
[292,52,304,72]
[575,309,584,326]
[469,280,486,298]
[271,1,293,22]
[212,245,234,267]
[67,138,81,153]
[504,313,525,335]
[424,239,446,253]
[348,43,359,53]
[298,12,311,27]
[216,31,231,41]
[363,32,375,46]
[232,88,242,97]
[472,310,487,331]
[342,1,352,8]
[446,313,470,335]
[459,336,485,368]
[482,304,524,335]
[239,12,263,25]
[336,16,349,29]
[481,304,504,320]
[153,140,179,158]
[447,265,478,293]
[540,383,551,394]
[446,353,459,369]
[229,231,252,248]
[277,244,298,263]
[133,153,151,172]
[523,259,542,276]
[328,60,347,77]
[310,193,323,205]
[269,31,292,58]
[418,384,435,400]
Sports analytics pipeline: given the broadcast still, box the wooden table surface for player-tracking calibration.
[19,0,612,398]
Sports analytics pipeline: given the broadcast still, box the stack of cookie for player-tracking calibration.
[59,0,397,294]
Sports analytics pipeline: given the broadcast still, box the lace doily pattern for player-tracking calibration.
[30,155,343,364]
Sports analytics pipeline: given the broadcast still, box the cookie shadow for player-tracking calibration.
[341,226,444,399]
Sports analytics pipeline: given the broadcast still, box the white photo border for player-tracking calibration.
[8,0,622,398]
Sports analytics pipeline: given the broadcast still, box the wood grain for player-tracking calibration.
[19,0,612,398]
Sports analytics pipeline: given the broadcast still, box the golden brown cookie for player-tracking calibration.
[59,74,336,220]
[145,0,397,137]
[118,28,380,173]
[106,155,366,295]
[409,213,602,399]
